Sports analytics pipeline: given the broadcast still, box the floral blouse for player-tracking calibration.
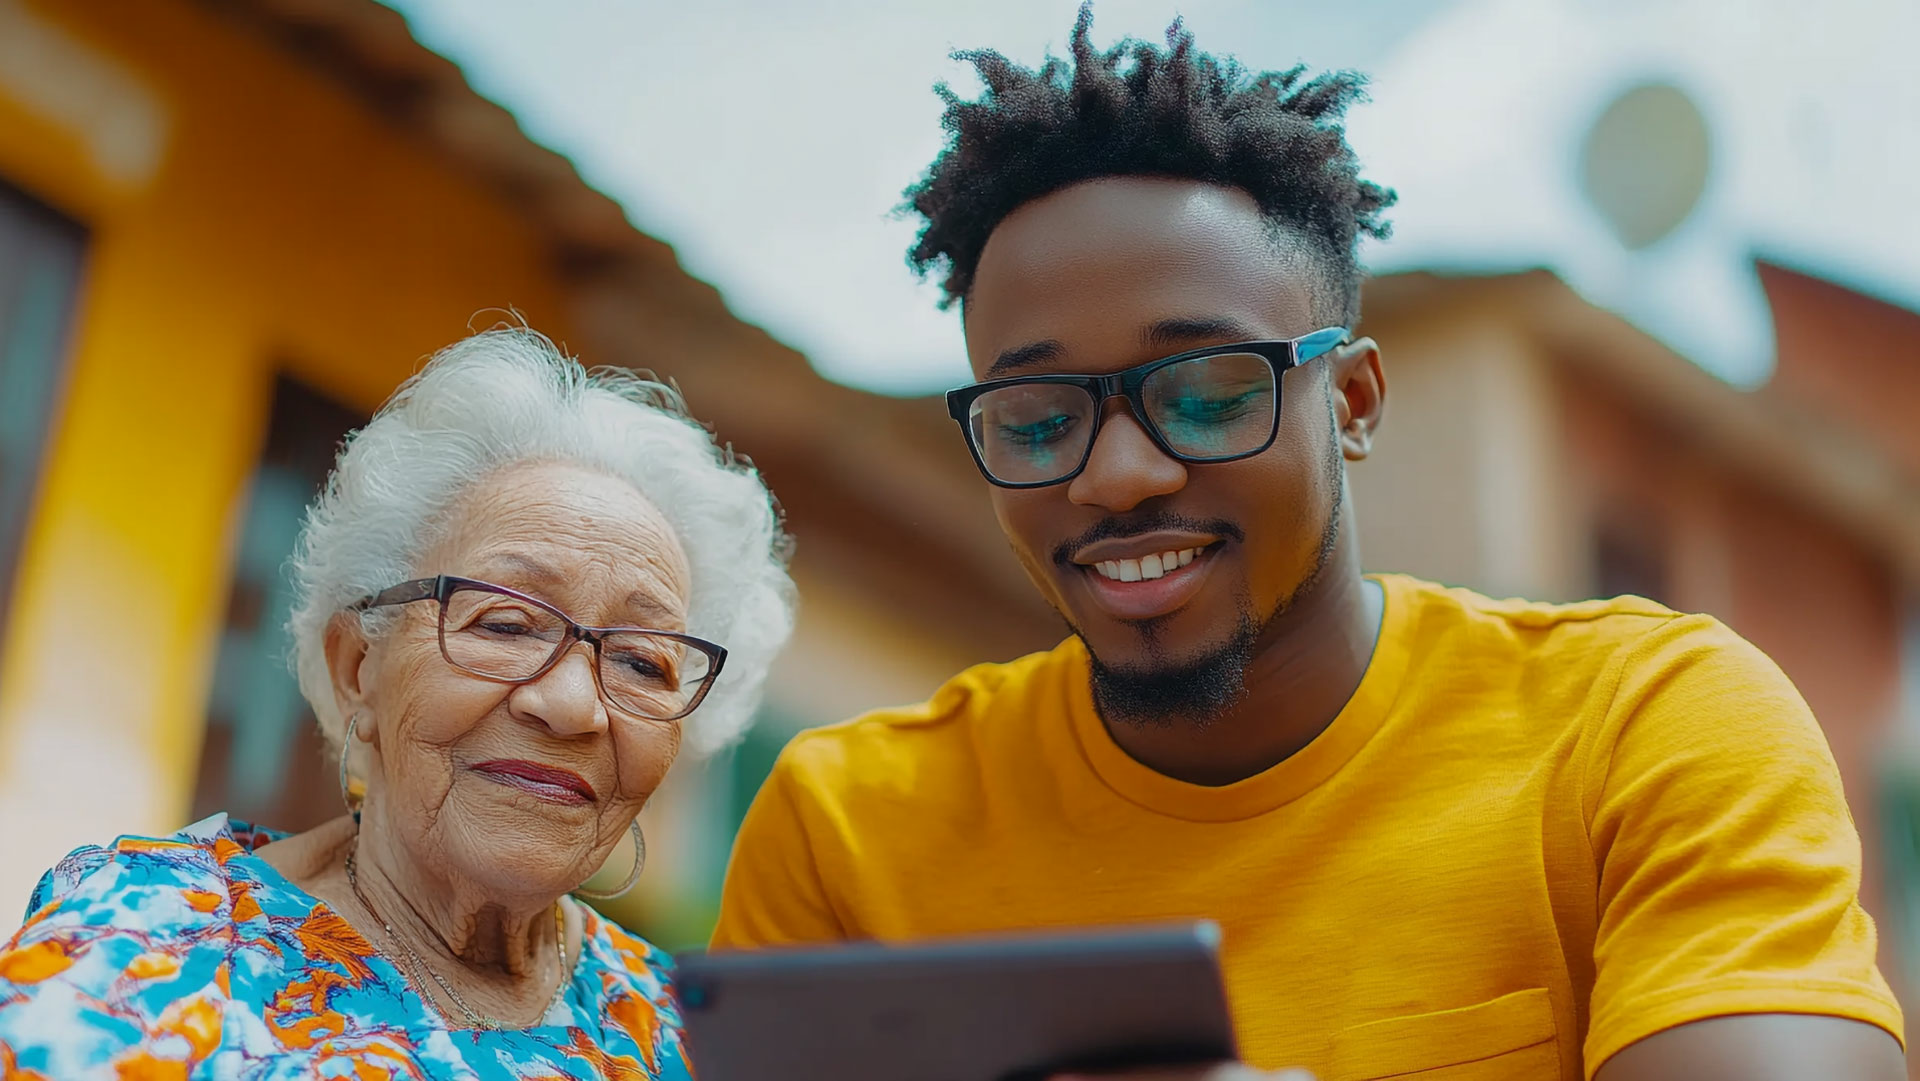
[0,815,693,1080]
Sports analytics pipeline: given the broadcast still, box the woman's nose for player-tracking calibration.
[513,643,610,736]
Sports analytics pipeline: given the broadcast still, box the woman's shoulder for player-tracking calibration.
[0,815,294,1071]
[3,813,299,1004]
[579,905,679,995]
[16,813,273,934]
[573,906,690,1066]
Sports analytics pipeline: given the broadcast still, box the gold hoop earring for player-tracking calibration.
[574,820,646,901]
[338,710,366,824]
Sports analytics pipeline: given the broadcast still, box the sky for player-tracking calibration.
[1348,0,1920,387]
[379,0,1448,394]
[383,0,1920,395]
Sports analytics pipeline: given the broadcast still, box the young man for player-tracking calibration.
[712,9,1905,1079]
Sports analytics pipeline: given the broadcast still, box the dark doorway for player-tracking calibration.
[0,181,87,673]
[192,374,363,832]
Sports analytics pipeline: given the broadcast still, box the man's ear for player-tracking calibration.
[1328,336,1385,461]
[323,613,377,742]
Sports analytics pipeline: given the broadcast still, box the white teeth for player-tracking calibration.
[1089,547,1204,581]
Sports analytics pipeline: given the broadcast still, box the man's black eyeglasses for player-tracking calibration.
[944,327,1349,489]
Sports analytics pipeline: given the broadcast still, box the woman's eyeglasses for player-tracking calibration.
[349,575,726,721]
[944,327,1349,489]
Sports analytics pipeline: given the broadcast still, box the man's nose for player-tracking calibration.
[1065,398,1188,512]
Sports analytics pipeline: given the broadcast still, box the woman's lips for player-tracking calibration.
[468,759,596,805]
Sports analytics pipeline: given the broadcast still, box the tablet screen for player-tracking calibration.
[677,923,1236,1081]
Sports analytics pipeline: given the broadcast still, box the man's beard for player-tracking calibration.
[1083,412,1347,729]
[1087,599,1265,728]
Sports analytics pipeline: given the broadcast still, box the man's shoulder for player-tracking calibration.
[775,639,1086,789]
[1385,573,1723,664]
[1384,574,1786,748]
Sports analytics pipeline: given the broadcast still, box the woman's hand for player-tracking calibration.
[1052,1067,1315,1080]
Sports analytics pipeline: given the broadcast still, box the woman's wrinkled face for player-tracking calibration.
[342,460,693,901]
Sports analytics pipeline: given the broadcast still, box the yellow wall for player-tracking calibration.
[0,0,576,907]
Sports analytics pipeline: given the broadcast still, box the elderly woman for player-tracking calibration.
[0,329,795,1079]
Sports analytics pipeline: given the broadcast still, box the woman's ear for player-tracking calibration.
[323,612,377,741]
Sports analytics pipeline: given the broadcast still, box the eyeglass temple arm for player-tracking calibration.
[1294,327,1352,366]
[348,576,441,611]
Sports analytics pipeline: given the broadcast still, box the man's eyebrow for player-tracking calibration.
[985,316,1266,378]
[986,339,1068,377]
[1142,316,1264,352]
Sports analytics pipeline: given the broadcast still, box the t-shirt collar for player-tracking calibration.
[1067,574,1414,822]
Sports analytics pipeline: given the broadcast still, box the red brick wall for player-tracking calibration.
[1762,262,1920,480]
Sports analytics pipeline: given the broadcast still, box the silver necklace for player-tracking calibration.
[345,843,571,1031]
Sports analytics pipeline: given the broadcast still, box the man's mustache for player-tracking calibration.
[1051,514,1244,565]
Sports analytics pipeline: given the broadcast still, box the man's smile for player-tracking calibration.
[1069,541,1225,622]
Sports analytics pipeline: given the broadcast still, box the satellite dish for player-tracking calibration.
[1578,81,1712,250]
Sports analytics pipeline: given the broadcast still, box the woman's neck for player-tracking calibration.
[259,813,570,1026]
[347,822,555,978]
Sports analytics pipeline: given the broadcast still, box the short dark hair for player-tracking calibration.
[901,3,1396,326]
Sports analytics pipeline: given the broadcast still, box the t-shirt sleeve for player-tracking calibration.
[1581,613,1904,1074]
[710,739,849,950]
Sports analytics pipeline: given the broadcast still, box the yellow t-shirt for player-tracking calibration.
[712,574,1902,1079]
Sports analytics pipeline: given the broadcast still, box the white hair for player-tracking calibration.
[286,327,796,757]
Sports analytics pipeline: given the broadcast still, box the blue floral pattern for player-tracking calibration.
[0,815,692,1080]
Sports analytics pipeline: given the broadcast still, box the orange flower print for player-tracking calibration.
[107,1049,188,1081]
[230,884,263,923]
[114,839,193,857]
[267,971,354,1050]
[296,910,376,984]
[125,953,182,982]
[560,1029,650,1081]
[314,1039,422,1081]
[154,995,222,1061]
[0,1042,53,1081]
[0,942,72,986]
[606,993,661,1072]
[0,816,694,1079]
[181,890,223,915]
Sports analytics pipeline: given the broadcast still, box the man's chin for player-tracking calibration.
[1082,627,1228,675]
[1072,598,1218,654]
[1080,611,1261,728]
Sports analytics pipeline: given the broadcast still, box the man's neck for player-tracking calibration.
[1102,517,1385,787]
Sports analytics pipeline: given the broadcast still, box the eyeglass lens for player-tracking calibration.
[965,352,1278,485]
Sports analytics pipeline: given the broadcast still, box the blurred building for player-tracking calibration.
[0,0,933,937]
[1353,263,1920,1002]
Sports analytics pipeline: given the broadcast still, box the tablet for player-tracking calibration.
[675,922,1236,1081]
